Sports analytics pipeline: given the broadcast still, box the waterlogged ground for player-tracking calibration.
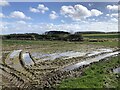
[1,40,120,88]
[62,51,119,71]
[58,55,120,88]
[113,67,120,73]
[31,48,114,62]
[2,40,118,52]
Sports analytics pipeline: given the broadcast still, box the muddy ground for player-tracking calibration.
[1,40,119,89]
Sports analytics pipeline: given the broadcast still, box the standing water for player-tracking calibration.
[32,48,114,61]
[22,52,34,66]
[113,67,120,73]
[10,50,22,58]
[62,51,120,71]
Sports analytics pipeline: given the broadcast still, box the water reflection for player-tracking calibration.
[31,48,113,61]
[113,67,120,73]
[10,50,22,58]
[22,52,34,66]
[62,51,119,71]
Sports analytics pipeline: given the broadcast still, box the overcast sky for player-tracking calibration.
[0,0,119,34]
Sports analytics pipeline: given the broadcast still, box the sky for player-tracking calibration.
[0,0,119,34]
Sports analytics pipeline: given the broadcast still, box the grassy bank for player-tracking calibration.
[58,55,120,88]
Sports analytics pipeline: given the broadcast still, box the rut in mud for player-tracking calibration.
[0,48,120,88]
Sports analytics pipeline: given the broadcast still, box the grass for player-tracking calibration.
[1,40,95,53]
[2,33,119,49]
[58,55,120,88]
[82,34,120,39]
[2,40,63,45]
[83,41,119,47]
[2,39,119,54]
[82,33,119,47]
[3,39,119,47]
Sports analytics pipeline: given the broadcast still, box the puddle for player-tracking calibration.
[87,51,101,57]
[43,51,87,61]
[87,49,113,57]
[22,52,34,66]
[32,51,86,61]
[113,67,120,73]
[62,51,120,71]
[10,50,22,58]
[43,53,64,61]
[98,48,113,52]
[32,48,113,61]
[31,53,50,60]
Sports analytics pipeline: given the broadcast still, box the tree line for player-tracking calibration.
[2,31,119,41]
[2,31,83,41]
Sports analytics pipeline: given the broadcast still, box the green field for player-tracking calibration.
[84,41,119,47]
[82,34,120,39]
[58,55,120,88]
[2,40,89,53]
[2,33,119,46]
[2,39,119,50]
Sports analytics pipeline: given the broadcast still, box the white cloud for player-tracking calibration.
[60,4,103,20]
[38,4,49,10]
[0,13,5,18]
[10,11,31,20]
[61,5,90,20]
[111,13,118,18]
[1,19,118,35]
[88,3,93,7]
[29,4,49,14]
[106,13,118,18]
[91,9,103,16]
[106,13,118,23]
[16,20,26,24]
[0,21,9,33]
[107,5,118,11]
[0,0,9,6]
[29,7,39,13]
[82,21,118,32]
[61,6,75,15]
[49,11,58,20]
[106,14,110,17]
[111,18,118,22]
[106,5,118,21]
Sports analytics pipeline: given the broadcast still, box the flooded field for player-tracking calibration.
[1,40,119,88]
[1,1,120,88]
